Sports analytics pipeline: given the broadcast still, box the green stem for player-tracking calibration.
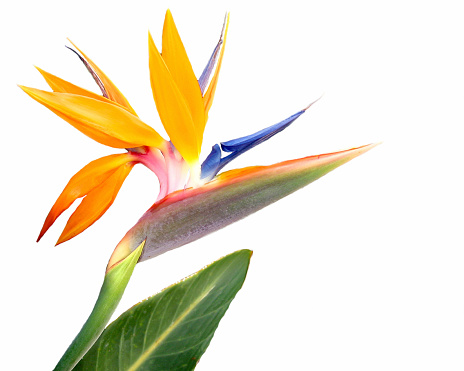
[53,242,144,371]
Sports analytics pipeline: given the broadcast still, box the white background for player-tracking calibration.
[1,0,463,370]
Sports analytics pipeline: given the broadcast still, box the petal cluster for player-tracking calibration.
[22,10,343,246]
[21,10,230,244]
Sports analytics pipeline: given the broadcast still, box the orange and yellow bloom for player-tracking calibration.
[21,10,375,250]
[21,11,228,244]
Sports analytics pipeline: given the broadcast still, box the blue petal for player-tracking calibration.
[200,144,221,179]
[220,110,305,153]
[200,107,310,181]
[198,16,226,94]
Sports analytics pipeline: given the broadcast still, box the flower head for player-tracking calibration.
[21,10,375,247]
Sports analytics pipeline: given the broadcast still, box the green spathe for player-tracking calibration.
[74,249,252,370]
[109,144,377,268]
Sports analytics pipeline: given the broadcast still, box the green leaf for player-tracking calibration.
[108,144,377,268]
[74,249,252,371]
[53,241,145,371]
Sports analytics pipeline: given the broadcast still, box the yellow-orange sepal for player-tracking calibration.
[38,153,137,243]
[35,67,128,109]
[162,10,206,149]
[148,31,199,166]
[19,86,165,149]
[57,162,135,245]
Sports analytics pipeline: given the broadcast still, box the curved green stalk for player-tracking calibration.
[53,241,144,371]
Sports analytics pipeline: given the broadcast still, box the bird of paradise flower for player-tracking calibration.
[21,10,377,370]
[20,11,374,253]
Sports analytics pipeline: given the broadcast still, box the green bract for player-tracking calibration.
[108,144,377,268]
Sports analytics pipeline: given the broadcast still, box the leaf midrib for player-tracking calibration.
[127,285,214,371]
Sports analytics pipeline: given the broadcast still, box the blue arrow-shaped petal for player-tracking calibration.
[201,100,320,181]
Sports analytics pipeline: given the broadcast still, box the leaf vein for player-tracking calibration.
[127,285,214,371]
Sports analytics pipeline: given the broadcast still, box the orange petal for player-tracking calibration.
[203,13,229,121]
[19,86,165,148]
[148,32,199,165]
[56,162,135,245]
[35,66,127,109]
[67,40,138,116]
[38,153,136,242]
[162,10,206,148]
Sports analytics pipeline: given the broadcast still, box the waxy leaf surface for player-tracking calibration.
[75,249,252,371]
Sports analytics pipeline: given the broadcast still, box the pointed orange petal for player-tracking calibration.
[148,32,199,165]
[162,10,206,148]
[67,40,138,116]
[35,67,128,109]
[203,13,229,121]
[56,162,135,244]
[19,86,165,148]
[38,154,136,242]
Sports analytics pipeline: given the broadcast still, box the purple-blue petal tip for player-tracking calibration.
[198,14,227,94]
